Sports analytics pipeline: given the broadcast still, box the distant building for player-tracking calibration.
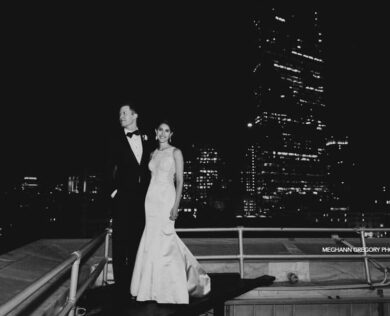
[244,6,328,220]
[323,136,352,225]
[21,176,39,191]
[181,144,228,218]
[68,174,103,195]
[195,146,226,204]
[182,157,196,207]
[355,185,390,233]
[240,144,260,217]
[84,174,102,195]
[17,176,40,209]
[372,185,390,213]
[68,176,82,194]
[53,183,66,192]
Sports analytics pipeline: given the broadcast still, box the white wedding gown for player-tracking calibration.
[130,147,211,304]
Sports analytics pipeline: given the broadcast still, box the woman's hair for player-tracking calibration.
[156,119,174,133]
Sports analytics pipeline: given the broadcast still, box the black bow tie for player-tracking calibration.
[126,130,140,138]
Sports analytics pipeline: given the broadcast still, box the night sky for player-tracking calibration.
[2,4,389,186]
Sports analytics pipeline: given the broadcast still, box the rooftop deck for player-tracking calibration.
[1,231,389,315]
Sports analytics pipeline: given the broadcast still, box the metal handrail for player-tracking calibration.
[58,258,108,316]
[0,256,77,315]
[176,227,390,232]
[176,226,390,286]
[0,228,112,316]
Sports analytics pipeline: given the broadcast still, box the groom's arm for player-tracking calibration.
[105,136,119,200]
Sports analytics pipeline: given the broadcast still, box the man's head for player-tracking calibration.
[119,103,139,130]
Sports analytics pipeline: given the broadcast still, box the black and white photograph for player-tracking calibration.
[1,3,389,316]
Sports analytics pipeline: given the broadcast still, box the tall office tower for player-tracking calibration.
[240,144,260,217]
[324,137,352,225]
[181,157,197,214]
[196,145,227,205]
[354,185,390,231]
[369,185,390,235]
[249,6,328,219]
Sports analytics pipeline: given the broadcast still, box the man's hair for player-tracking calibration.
[119,102,139,115]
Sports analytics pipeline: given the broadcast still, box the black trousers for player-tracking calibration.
[111,194,145,300]
[112,234,139,299]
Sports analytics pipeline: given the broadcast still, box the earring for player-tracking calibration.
[155,135,158,140]
[169,136,172,143]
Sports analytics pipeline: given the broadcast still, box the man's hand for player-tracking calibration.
[110,189,118,199]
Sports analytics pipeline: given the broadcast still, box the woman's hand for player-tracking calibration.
[169,208,178,221]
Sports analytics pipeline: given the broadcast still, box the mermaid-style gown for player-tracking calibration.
[130,147,210,304]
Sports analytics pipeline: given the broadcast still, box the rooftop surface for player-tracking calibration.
[1,236,389,315]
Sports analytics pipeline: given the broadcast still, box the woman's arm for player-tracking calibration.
[170,148,184,220]
[149,150,155,161]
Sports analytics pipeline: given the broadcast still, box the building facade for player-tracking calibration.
[242,6,328,222]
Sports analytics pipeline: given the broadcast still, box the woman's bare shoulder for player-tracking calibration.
[172,147,182,154]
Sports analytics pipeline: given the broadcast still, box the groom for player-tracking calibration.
[106,102,151,303]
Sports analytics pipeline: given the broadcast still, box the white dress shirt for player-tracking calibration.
[124,128,143,164]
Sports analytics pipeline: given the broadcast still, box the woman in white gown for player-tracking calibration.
[130,120,211,304]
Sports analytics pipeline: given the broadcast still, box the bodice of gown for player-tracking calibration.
[149,148,175,185]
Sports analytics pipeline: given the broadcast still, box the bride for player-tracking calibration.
[130,120,211,304]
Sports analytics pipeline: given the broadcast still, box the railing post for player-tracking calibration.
[102,229,111,285]
[238,226,244,278]
[360,229,372,285]
[68,251,81,316]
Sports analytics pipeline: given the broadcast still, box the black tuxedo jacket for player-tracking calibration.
[106,128,152,238]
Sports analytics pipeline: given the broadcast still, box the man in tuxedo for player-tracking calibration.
[106,103,151,304]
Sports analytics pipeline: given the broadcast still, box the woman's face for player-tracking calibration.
[156,123,173,143]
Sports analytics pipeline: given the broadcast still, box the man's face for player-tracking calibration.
[119,105,137,128]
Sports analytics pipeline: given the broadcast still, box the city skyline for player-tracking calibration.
[1,8,389,313]
[2,4,389,185]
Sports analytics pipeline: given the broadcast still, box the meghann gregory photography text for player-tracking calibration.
[322,246,390,253]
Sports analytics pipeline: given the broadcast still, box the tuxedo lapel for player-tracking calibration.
[140,136,148,167]
[121,132,140,165]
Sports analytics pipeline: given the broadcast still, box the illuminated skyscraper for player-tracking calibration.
[323,136,352,225]
[326,137,351,207]
[182,144,227,206]
[196,146,225,204]
[68,174,102,195]
[68,176,82,194]
[245,6,328,218]
[181,156,197,217]
[240,144,260,217]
